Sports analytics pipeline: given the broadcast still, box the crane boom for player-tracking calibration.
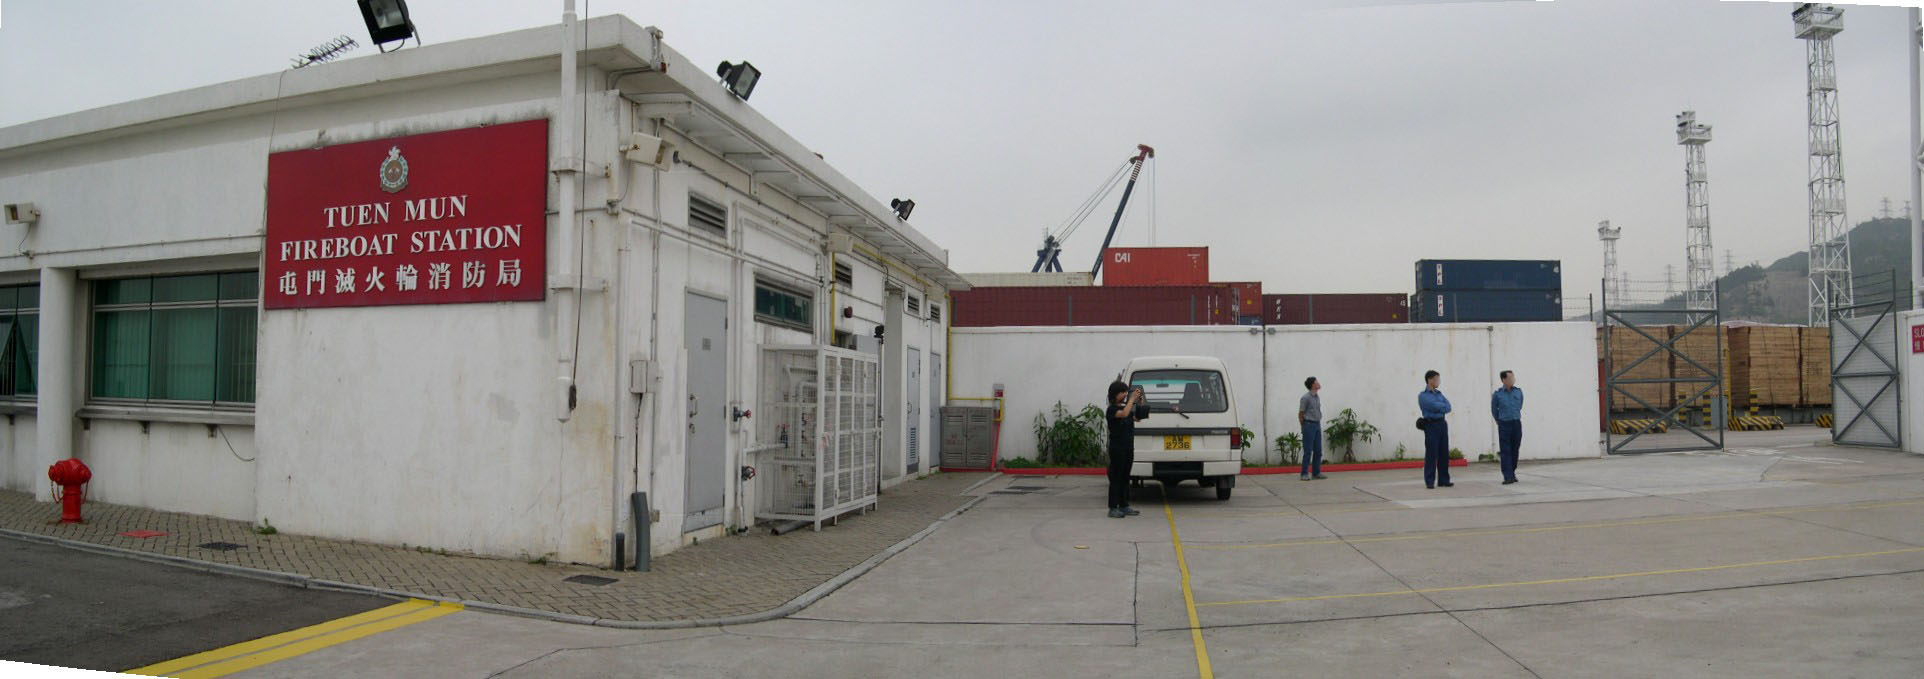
[1090,145,1155,278]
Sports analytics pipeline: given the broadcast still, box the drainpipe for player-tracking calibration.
[553,0,580,422]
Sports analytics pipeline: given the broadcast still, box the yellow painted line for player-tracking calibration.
[171,601,462,678]
[1189,498,1924,551]
[1161,491,1213,679]
[126,600,435,676]
[1198,546,1924,608]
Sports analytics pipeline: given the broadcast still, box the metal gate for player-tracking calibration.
[1830,272,1902,448]
[1602,280,1724,454]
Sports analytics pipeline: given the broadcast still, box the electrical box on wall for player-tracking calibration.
[629,359,659,394]
[827,233,854,254]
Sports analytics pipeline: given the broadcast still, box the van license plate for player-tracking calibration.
[1164,435,1191,450]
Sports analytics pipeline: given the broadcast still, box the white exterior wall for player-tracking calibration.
[0,417,38,493]
[950,322,1601,465]
[0,16,961,566]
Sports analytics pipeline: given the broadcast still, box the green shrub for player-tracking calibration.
[1273,432,1302,466]
[1324,409,1380,464]
[1449,448,1465,460]
[1032,402,1108,467]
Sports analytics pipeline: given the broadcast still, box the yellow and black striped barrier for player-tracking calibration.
[1611,419,1670,435]
[1730,415,1785,431]
[1815,413,1833,429]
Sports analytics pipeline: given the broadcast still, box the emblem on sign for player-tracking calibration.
[379,146,409,193]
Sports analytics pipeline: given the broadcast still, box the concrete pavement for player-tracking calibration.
[0,539,388,673]
[211,429,1924,678]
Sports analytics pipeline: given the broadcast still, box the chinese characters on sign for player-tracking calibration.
[263,120,548,309]
[1913,325,1924,354]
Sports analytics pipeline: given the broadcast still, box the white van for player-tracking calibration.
[1122,356,1243,500]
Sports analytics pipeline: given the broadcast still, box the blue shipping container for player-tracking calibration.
[1415,259,1562,292]
[1411,290,1562,323]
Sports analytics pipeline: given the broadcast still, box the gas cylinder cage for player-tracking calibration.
[757,345,881,530]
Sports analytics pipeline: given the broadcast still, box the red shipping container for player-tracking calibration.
[1221,282,1263,316]
[1263,293,1409,325]
[1101,247,1209,286]
[953,286,1237,327]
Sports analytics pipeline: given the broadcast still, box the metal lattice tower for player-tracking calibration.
[1796,4,1853,325]
[1664,264,1677,298]
[1677,111,1716,310]
[1598,220,1622,302]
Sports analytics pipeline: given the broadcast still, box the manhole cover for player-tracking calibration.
[198,542,245,551]
[118,530,169,539]
[564,575,618,586]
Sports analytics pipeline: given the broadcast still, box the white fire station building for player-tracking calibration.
[0,15,965,566]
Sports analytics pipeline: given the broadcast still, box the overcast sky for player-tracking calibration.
[2,0,1920,303]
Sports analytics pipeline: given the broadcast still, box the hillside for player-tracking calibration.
[1663,217,1913,323]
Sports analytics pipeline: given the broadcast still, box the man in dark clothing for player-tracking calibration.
[1418,370,1453,489]
[1491,370,1524,484]
[1105,380,1147,518]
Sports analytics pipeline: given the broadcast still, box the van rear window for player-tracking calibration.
[1129,370,1229,414]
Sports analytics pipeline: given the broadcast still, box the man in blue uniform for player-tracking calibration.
[1419,370,1453,489]
[1491,370,1524,485]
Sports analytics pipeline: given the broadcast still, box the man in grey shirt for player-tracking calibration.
[1299,377,1325,480]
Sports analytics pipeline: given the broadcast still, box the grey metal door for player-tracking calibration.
[907,347,922,473]
[1831,274,1901,448]
[929,354,943,470]
[684,292,728,532]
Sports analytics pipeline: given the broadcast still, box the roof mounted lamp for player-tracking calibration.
[890,198,915,221]
[357,0,419,52]
[716,61,761,100]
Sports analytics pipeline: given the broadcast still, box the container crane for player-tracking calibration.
[1031,144,1155,276]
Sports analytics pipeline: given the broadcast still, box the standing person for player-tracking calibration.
[1105,381,1147,518]
[1419,370,1454,489]
[1299,377,1326,480]
[1491,370,1524,485]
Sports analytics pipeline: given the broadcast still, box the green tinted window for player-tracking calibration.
[90,272,256,405]
[95,278,151,305]
[152,274,220,303]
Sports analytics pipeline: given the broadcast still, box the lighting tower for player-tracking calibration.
[1796,3,1853,325]
[1677,111,1716,310]
[1665,264,1678,299]
[1599,220,1622,303]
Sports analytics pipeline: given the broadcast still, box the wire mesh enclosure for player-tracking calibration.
[757,345,881,529]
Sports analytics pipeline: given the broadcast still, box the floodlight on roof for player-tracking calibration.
[890,199,915,221]
[357,0,418,51]
[716,61,761,100]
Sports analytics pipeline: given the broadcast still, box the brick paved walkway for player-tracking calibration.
[0,473,983,623]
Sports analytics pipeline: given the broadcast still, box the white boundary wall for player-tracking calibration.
[950,322,1602,465]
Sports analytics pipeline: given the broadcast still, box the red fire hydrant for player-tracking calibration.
[48,458,92,524]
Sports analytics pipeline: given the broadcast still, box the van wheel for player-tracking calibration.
[1216,485,1232,500]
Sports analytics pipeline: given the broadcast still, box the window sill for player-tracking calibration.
[0,402,34,416]
[78,405,254,427]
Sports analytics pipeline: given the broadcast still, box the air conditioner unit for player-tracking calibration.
[621,132,674,170]
[3,203,38,226]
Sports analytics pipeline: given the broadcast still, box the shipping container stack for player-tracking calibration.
[1262,293,1410,325]
[1411,259,1563,323]
[951,246,1239,327]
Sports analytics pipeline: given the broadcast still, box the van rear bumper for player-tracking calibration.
[1131,460,1241,479]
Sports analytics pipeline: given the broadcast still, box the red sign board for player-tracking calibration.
[1913,324,1924,354]
[264,120,548,309]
